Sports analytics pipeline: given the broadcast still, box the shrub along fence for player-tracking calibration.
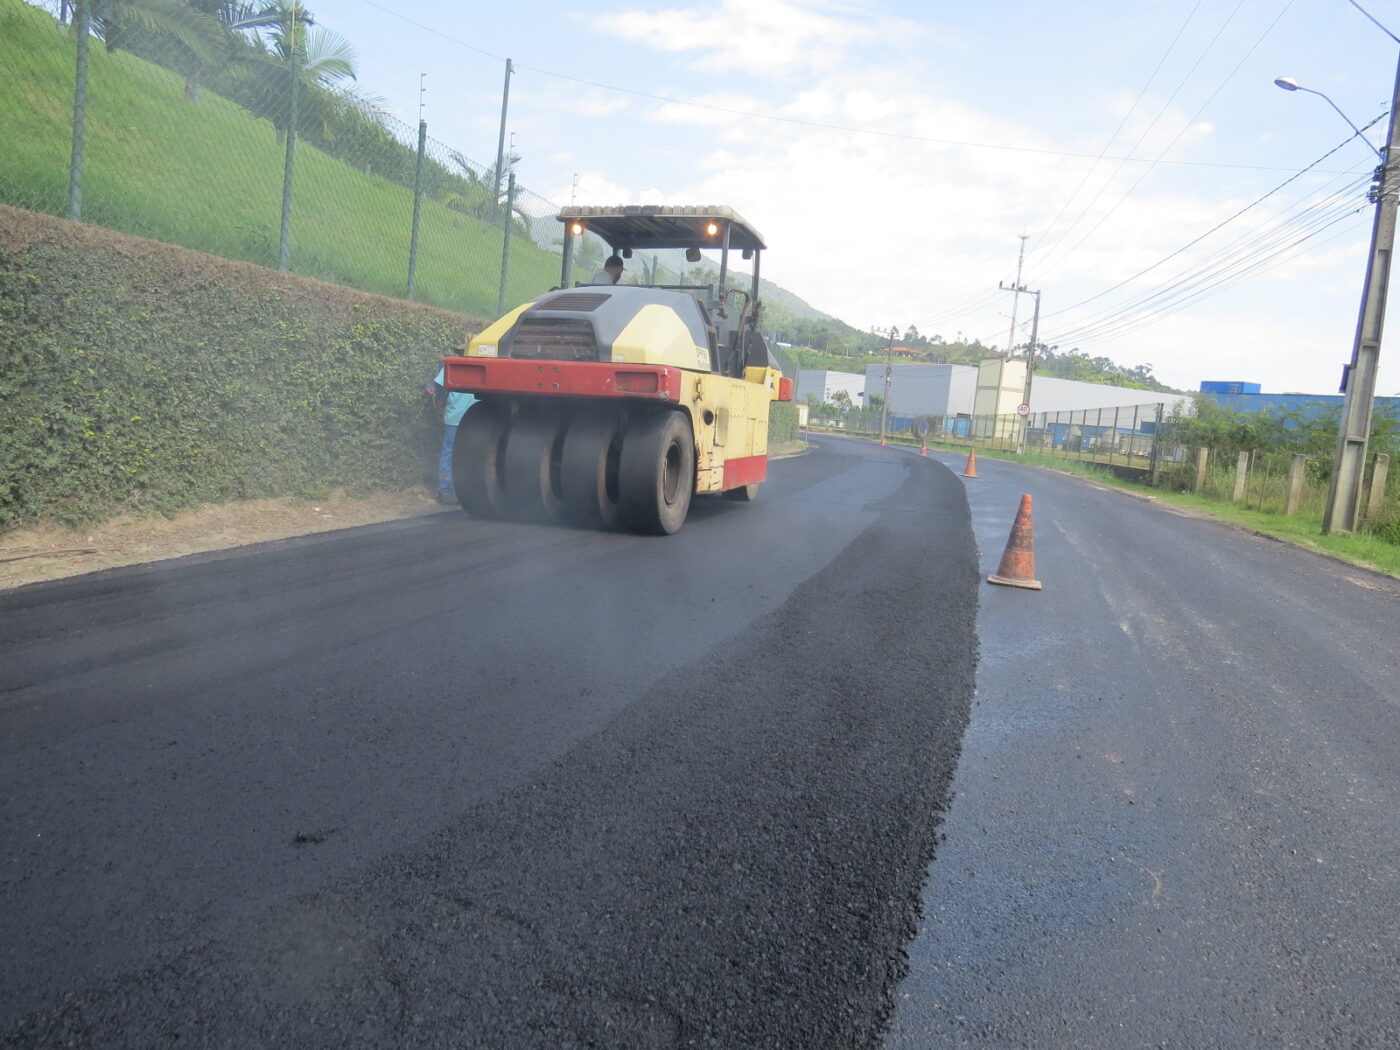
[0,205,478,529]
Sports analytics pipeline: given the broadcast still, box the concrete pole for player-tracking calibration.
[1001,234,1028,360]
[1286,453,1307,516]
[67,0,89,221]
[1365,452,1391,522]
[1195,447,1210,492]
[406,118,427,299]
[1232,451,1251,503]
[496,172,516,318]
[1016,288,1041,454]
[878,327,894,446]
[491,59,514,218]
[1323,49,1400,533]
[277,6,301,272]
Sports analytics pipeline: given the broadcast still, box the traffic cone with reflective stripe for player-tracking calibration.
[962,448,978,478]
[987,494,1042,590]
[921,434,928,456]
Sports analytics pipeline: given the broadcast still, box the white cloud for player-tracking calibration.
[589,0,933,76]
[555,6,1394,395]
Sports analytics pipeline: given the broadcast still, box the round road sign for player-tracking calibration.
[1016,403,1030,417]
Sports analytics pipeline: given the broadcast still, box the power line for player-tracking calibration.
[1054,190,1369,345]
[1056,183,1370,340]
[1067,213,1367,349]
[1029,0,1207,258]
[1034,0,1297,282]
[1033,0,1242,268]
[1040,116,1384,322]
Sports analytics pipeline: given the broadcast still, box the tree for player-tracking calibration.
[84,0,229,68]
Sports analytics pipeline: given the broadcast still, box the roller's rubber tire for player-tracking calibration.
[722,482,760,502]
[618,409,695,535]
[452,401,510,518]
[502,406,567,523]
[559,407,625,530]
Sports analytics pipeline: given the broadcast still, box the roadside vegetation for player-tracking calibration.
[818,417,1400,578]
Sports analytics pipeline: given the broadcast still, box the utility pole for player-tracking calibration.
[1324,48,1400,534]
[879,326,895,446]
[1003,233,1028,358]
[1017,289,1042,454]
[492,59,514,219]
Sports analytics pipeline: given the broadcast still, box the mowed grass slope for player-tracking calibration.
[0,0,556,317]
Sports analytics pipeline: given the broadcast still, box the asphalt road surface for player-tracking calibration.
[886,445,1400,1049]
[1,437,978,1048]
[5,436,1398,1048]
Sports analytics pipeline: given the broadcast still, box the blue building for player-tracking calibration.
[1198,382,1400,421]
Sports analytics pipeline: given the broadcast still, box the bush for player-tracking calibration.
[768,401,800,445]
[0,205,480,529]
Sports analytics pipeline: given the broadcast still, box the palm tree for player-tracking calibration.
[83,0,228,69]
[217,1,356,137]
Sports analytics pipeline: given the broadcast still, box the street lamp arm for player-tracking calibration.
[1276,76,1384,158]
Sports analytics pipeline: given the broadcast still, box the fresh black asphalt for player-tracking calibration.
[885,446,1400,1049]
[1,439,979,1048]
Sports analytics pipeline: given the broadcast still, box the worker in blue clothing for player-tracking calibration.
[424,366,478,503]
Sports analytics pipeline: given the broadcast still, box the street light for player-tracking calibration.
[1276,65,1400,533]
[1273,77,1382,157]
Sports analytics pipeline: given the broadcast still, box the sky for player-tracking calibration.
[319,0,1400,396]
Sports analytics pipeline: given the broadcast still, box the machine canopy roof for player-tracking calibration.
[557,205,766,253]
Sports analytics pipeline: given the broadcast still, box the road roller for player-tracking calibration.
[440,205,794,534]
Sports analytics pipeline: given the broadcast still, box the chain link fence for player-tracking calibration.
[810,397,1397,533]
[0,0,573,318]
[818,401,1170,473]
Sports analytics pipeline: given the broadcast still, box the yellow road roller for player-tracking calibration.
[440,205,793,534]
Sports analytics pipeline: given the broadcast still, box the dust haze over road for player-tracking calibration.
[1,439,979,1048]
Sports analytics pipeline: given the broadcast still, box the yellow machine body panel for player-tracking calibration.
[612,304,713,371]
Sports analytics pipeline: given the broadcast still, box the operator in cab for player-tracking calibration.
[590,255,624,285]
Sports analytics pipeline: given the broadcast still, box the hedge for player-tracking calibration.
[0,205,480,528]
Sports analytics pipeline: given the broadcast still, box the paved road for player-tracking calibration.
[1,438,978,1048]
[885,446,1400,1049]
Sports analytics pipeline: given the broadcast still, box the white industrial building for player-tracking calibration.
[860,361,1193,418]
[796,369,865,406]
[861,363,978,417]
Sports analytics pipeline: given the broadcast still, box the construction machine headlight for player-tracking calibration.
[570,222,583,236]
[475,343,498,357]
[705,222,719,237]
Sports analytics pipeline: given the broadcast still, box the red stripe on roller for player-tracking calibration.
[441,358,681,401]
[722,454,767,489]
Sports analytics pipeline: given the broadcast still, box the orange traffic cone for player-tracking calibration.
[920,435,928,456]
[962,448,978,478]
[987,494,1042,590]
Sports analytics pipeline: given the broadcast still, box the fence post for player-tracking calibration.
[1365,453,1391,522]
[277,45,300,271]
[1194,447,1209,492]
[496,172,517,317]
[67,0,90,221]
[1232,451,1251,502]
[1286,454,1307,516]
[406,118,427,299]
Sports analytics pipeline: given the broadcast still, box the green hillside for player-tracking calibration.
[0,0,554,317]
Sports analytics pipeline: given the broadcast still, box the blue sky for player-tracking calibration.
[323,1,1400,395]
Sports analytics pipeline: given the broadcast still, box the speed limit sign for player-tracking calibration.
[1016,403,1030,417]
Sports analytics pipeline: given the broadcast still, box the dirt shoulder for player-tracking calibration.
[1,441,815,592]
[0,487,446,592]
